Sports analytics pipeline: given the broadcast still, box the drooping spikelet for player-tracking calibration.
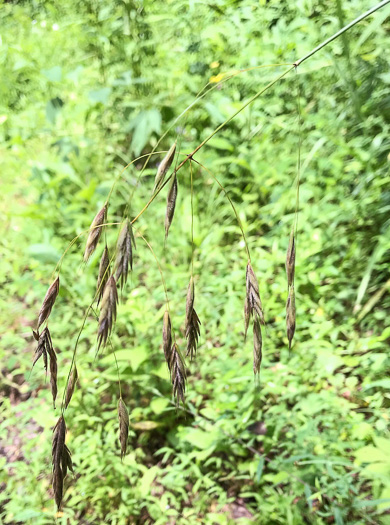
[115,219,136,290]
[84,205,107,262]
[286,229,296,288]
[245,263,265,325]
[244,263,265,375]
[97,245,110,305]
[169,343,186,406]
[118,398,129,460]
[162,311,172,368]
[64,365,78,409]
[52,416,73,510]
[97,276,118,350]
[185,277,201,360]
[165,174,178,239]
[37,277,59,329]
[33,328,58,406]
[153,140,177,193]
[253,317,262,375]
[186,309,201,361]
[286,285,296,351]
[47,344,57,408]
[244,295,250,341]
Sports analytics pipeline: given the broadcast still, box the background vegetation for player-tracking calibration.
[0,0,389,523]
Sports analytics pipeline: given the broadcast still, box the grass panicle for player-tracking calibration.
[115,219,135,290]
[52,416,72,510]
[83,205,107,262]
[118,398,129,459]
[97,276,118,350]
[65,365,78,409]
[253,317,262,375]
[163,310,172,367]
[165,174,178,239]
[286,229,296,288]
[37,276,59,329]
[97,245,110,305]
[169,343,186,405]
[286,285,296,351]
[153,140,177,193]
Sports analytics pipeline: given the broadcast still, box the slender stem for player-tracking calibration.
[131,1,390,226]
[123,63,292,200]
[191,158,251,262]
[60,249,117,412]
[294,68,302,237]
[136,232,177,344]
[131,69,294,225]
[52,221,122,280]
[189,160,194,277]
[293,0,390,67]
[110,341,122,399]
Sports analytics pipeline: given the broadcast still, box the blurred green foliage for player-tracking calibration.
[0,0,389,524]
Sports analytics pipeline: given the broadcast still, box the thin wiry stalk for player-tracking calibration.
[61,249,117,412]
[115,65,292,218]
[52,222,122,280]
[190,160,194,276]
[191,158,251,262]
[129,3,390,227]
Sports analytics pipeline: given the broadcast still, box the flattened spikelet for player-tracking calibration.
[33,328,57,404]
[153,140,177,193]
[118,398,129,459]
[185,277,195,329]
[185,277,201,360]
[186,309,201,361]
[165,174,178,239]
[47,344,57,408]
[115,220,135,289]
[65,365,78,409]
[61,444,73,479]
[170,343,186,406]
[245,263,265,325]
[52,416,67,510]
[244,295,250,340]
[253,317,262,375]
[286,286,296,350]
[163,311,172,368]
[97,245,110,305]
[286,229,296,288]
[37,277,59,329]
[84,205,107,262]
[97,276,118,350]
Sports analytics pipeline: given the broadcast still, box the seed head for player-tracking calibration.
[153,140,177,193]
[165,174,178,239]
[37,277,59,329]
[118,398,129,460]
[286,229,296,288]
[97,276,118,350]
[84,205,107,262]
[286,286,296,351]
